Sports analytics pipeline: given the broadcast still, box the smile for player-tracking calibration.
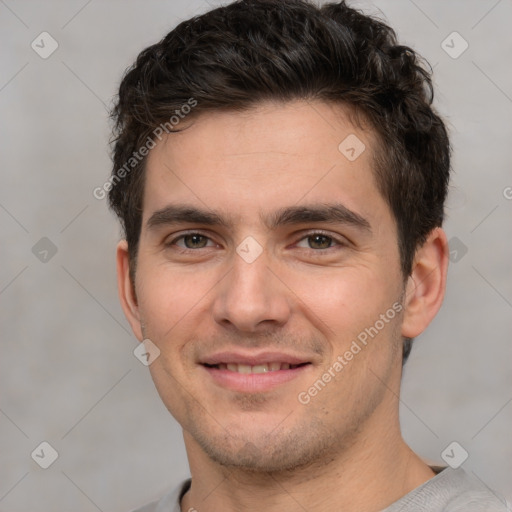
[203,362,309,373]
[200,353,313,392]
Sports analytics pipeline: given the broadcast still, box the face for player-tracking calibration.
[119,100,414,472]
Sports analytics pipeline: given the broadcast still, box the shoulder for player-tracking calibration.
[129,479,191,512]
[383,467,510,512]
[445,472,511,512]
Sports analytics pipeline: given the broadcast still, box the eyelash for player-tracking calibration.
[166,230,347,253]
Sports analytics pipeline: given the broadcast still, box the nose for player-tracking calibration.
[212,249,292,333]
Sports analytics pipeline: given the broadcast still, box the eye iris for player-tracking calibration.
[184,234,207,248]
[308,234,331,249]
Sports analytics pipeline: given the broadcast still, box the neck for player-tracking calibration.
[180,401,435,512]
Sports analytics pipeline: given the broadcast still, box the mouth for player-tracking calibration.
[199,352,313,392]
[203,362,310,373]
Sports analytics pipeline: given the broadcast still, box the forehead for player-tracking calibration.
[142,100,388,227]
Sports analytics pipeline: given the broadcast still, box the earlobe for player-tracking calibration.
[116,240,143,341]
[401,228,449,339]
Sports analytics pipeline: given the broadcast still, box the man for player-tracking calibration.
[108,1,509,510]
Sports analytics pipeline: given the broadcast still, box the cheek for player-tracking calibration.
[287,265,404,377]
[287,265,400,334]
[135,262,214,339]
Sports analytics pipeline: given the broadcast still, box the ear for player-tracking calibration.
[401,228,449,338]
[116,240,143,341]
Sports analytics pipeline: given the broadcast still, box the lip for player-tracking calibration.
[199,351,313,393]
[200,351,311,366]
[199,363,313,393]
[201,364,311,393]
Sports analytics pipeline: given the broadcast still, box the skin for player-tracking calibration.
[117,100,448,512]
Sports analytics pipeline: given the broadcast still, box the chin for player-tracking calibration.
[189,418,337,474]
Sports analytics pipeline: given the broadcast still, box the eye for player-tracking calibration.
[296,232,344,250]
[170,233,215,249]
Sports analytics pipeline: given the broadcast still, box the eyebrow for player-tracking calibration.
[146,203,371,233]
[266,204,371,232]
[147,205,229,229]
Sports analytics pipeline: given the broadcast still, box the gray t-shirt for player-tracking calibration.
[132,466,510,512]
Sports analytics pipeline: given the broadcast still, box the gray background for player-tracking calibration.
[1,0,511,510]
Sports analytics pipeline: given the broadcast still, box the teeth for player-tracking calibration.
[215,362,302,373]
[237,364,252,374]
[251,364,268,374]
